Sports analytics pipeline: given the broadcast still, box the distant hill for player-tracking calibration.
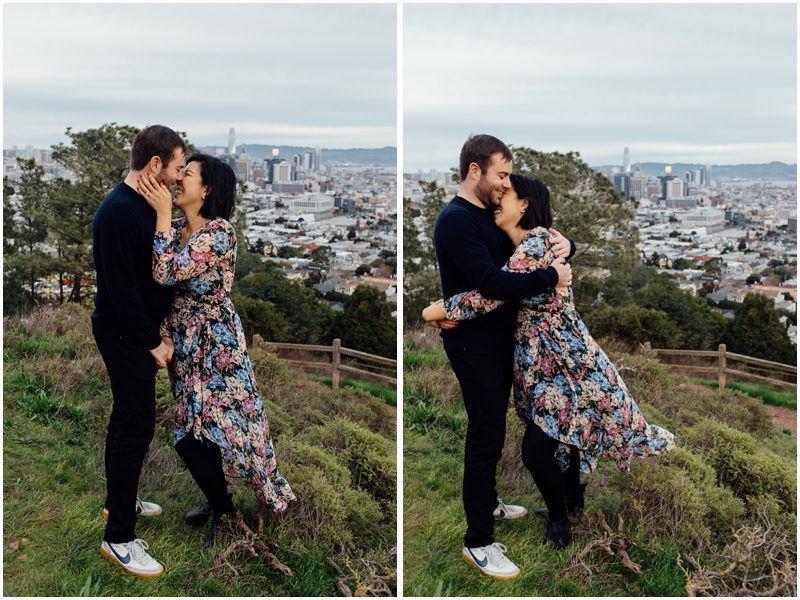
[200,144,397,166]
[591,161,797,180]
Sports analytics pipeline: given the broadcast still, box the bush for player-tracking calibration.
[680,419,796,512]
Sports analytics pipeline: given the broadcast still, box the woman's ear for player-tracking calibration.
[520,198,529,212]
[202,186,210,201]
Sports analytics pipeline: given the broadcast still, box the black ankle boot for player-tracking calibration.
[184,503,209,527]
[546,516,571,549]
[203,518,221,549]
[566,482,588,516]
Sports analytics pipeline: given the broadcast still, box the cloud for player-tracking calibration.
[4,4,397,148]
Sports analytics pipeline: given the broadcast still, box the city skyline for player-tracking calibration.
[4,4,396,149]
[404,4,796,171]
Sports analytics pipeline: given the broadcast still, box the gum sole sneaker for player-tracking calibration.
[101,539,164,578]
[103,497,163,520]
[462,543,520,580]
[494,498,528,521]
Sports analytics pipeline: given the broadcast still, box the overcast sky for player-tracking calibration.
[4,4,396,150]
[404,3,796,171]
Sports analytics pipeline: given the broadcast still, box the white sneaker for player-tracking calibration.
[101,539,164,578]
[462,542,521,580]
[103,497,163,520]
[494,498,528,521]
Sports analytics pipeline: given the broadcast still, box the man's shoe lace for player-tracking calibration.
[127,539,152,565]
[484,542,512,567]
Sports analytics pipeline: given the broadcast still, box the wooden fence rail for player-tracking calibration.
[251,335,397,390]
[646,343,797,391]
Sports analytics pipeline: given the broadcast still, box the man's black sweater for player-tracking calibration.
[91,182,173,350]
[433,195,566,349]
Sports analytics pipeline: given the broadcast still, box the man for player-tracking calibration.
[92,124,185,578]
[432,134,574,580]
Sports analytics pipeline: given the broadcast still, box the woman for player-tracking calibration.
[423,174,674,549]
[137,154,295,548]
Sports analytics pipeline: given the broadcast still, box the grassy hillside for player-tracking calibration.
[403,330,796,597]
[3,305,396,597]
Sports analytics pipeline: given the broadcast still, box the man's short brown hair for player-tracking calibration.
[459,134,513,180]
[130,125,186,172]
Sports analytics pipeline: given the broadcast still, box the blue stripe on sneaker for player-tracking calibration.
[468,548,488,568]
[109,544,131,565]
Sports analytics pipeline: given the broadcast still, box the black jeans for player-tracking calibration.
[445,341,514,549]
[95,335,157,544]
[174,434,234,520]
[521,419,581,521]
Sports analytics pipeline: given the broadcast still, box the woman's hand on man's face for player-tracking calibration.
[137,172,173,215]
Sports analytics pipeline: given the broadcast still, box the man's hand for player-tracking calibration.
[149,340,171,369]
[161,336,174,364]
[548,228,571,258]
[427,319,458,330]
[552,258,572,288]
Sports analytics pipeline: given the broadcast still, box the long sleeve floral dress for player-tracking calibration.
[442,227,675,474]
[153,217,296,511]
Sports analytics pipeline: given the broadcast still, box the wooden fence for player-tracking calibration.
[251,336,397,390]
[646,343,797,391]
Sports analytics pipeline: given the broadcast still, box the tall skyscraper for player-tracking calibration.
[622,147,630,173]
[315,146,321,171]
[227,128,236,155]
[705,163,712,186]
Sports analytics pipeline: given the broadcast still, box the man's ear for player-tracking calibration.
[147,155,162,174]
[468,162,482,181]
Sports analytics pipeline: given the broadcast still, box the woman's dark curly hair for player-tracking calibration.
[510,173,552,230]
[185,153,237,221]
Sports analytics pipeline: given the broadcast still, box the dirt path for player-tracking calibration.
[769,405,797,436]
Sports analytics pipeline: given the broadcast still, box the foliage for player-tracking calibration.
[511,147,640,300]
[584,305,681,350]
[722,293,796,365]
[233,270,336,345]
[230,293,291,343]
[331,285,397,359]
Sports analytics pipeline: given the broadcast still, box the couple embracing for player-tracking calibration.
[92,125,295,578]
[423,135,675,580]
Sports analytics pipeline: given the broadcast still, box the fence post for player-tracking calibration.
[332,338,341,390]
[718,343,727,389]
[252,334,262,349]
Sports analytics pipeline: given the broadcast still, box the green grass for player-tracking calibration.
[690,378,797,409]
[3,305,396,596]
[403,330,797,596]
[304,374,397,406]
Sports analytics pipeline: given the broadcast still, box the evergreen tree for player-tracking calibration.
[722,293,796,365]
[4,160,54,310]
[331,285,396,359]
[584,305,681,351]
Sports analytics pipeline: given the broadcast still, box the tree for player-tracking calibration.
[46,124,141,303]
[512,148,640,296]
[722,293,796,365]
[703,257,724,278]
[4,160,54,310]
[632,280,725,350]
[402,181,449,328]
[584,305,681,351]
[355,264,372,276]
[672,258,696,271]
[233,270,336,345]
[746,274,760,286]
[234,250,269,282]
[231,293,290,343]
[310,245,332,268]
[331,285,396,359]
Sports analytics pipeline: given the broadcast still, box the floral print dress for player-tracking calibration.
[442,227,675,474]
[153,217,295,511]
